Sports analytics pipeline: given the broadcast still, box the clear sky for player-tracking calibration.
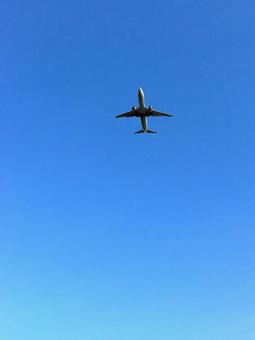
[0,0,254,339]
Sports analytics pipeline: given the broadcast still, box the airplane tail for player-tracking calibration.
[134,129,157,134]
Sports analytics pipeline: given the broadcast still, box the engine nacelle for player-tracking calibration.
[132,106,136,112]
[148,105,152,111]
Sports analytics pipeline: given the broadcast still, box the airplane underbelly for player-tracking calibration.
[141,116,147,130]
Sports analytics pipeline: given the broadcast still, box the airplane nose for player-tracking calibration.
[138,87,144,96]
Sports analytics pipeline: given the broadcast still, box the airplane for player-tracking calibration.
[116,87,173,134]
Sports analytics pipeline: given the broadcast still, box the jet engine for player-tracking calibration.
[148,105,152,112]
[132,106,136,112]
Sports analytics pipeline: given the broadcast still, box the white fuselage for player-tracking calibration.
[138,88,148,131]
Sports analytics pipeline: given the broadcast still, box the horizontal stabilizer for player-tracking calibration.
[134,129,157,134]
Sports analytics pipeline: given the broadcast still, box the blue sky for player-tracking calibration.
[0,0,254,339]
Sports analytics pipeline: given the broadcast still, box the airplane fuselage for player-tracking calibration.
[138,88,148,132]
[138,87,145,109]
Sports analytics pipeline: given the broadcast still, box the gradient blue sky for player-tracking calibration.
[1,0,254,339]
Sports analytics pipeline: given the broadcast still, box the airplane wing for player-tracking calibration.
[148,110,173,117]
[116,111,136,118]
